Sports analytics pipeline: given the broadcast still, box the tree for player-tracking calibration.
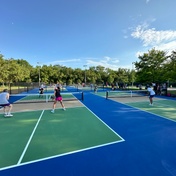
[164,50,176,83]
[135,48,168,84]
[16,59,32,82]
[73,68,83,84]
[0,54,7,86]
[6,59,25,84]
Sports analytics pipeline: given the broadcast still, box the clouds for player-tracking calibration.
[86,56,120,70]
[45,57,121,70]
[132,25,176,47]
[131,23,176,56]
[45,59,81,67]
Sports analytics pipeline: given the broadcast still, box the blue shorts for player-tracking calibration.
[149,95,155,98]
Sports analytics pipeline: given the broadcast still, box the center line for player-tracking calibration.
[17,110,45,165]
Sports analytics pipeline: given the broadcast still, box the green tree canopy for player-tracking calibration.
[134,48,168,84]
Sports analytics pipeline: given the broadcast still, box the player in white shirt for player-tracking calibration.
[0,89,13,117]
[147,86,155,106]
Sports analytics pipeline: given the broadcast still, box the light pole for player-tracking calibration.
[83,65,87,85]
[132,62,135,87]
[37,62,41,87]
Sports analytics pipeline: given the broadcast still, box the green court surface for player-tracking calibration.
[126,99,176,121]
[0,107,123,169]
[92,92,106,97]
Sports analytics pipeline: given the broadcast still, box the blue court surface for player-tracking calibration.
[1,90,176,176]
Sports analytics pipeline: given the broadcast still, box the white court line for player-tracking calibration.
[110,98,176,123]
[127,99,176,108]
[0,137,124,171]
[0,105,125,172]
[85,106,125,142]
[17,110,45,165]
[77,98,125,142]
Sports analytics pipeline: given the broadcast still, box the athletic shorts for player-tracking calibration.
[55,97,62,101]
[0,103,11,107]
[149,95,155,98]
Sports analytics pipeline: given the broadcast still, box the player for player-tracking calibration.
[51,86,66,113]
[147,85,155,106]
[39,84,44,97]
[0,89,13,117]
[94,85,98,93]
[39,87,44,97]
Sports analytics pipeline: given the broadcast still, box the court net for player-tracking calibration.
[9,92,84,104]
[106,90,148,99]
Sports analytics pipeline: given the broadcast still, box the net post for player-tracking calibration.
[46,94,48,102]
[106,91,108,99]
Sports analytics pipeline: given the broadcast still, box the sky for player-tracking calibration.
[1,0,176,70]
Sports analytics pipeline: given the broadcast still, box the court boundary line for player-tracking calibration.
[1,90,124,171]
[76,97,125,142]
[17,110,45,165]
[90,92,106,97]
[125,99,176,121]
[0,104,125,172]
[109,98,176,123]
[84,104,125,141]
[128,99,176,108]
[0,138,124,172]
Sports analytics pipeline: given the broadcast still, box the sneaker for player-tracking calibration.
[149,103,153,106]
[7,114,13,117]
[63,108,66,111]
[51,110,54,113]
[4,113,13,117]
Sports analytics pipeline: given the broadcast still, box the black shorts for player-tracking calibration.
[0,103,11,107]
